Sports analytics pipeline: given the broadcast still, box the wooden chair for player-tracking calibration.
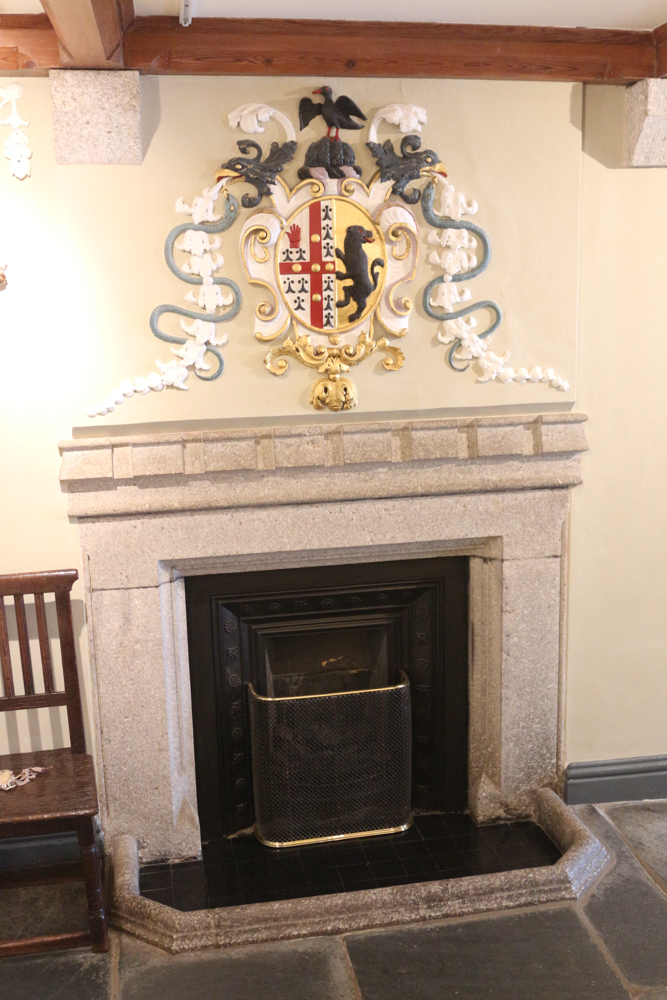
[0,569,108,955]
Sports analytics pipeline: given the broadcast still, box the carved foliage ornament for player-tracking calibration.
[87,91,568,417]
[0,84,31,181]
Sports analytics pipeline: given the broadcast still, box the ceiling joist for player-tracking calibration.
[0,14,666,82]
[122,18,657,82]
[0,14,59,71]
[38,0,131,68]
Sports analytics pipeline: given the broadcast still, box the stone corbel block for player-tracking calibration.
[49,70,149,165]
[624,79,667,167]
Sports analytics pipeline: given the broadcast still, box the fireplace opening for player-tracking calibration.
[185,555,469,844]
[136,554,564,910]
[261,621,394,697]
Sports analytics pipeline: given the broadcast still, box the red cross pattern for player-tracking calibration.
[279,200,336,331]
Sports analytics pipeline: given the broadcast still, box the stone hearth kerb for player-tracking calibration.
[59,413,588,862]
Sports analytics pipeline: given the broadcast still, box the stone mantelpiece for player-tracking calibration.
[60,413,587,518]
[59,413,588,861]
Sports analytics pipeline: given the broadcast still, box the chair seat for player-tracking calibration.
[0,749,98,826]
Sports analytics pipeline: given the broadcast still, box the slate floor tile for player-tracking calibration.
[401,856,440,875]
[119,931,361,1000]
[604,800,667,889]
[140,868,173,892]
[576,804,667,989]
[140,817,562,909]
[0,948,111,1000]
[360,841,400,862]
[345,906,630,1000]
[0,882,89,939]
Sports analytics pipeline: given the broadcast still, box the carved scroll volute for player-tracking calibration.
[374,204,419,336]
[240,212,291,342]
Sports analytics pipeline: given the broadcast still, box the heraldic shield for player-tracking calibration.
[241,175,419,411]
[277,197,386,334]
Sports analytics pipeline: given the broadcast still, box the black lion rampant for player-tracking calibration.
[335,225,384,322]
[366,135,446,204]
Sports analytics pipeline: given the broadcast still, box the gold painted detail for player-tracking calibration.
[388,222,413,262]
[264,329,405,412]
[244,224,273,265]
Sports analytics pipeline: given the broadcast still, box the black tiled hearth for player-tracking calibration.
[139,814,561,911]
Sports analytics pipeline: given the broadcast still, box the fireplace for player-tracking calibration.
[185,557,468,847]
[54,414,614,951]
[58,412,588,863]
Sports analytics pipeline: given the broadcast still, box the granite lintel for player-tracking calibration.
[59,415,588,493]
[62,455,582,519]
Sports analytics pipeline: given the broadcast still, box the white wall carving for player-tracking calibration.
[0,84,31,180]
[368,103,428,143]
[228,103,297,141]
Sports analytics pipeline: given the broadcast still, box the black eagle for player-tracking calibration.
[299,86,367,140]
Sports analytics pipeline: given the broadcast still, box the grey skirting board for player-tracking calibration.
[565,754,667,804]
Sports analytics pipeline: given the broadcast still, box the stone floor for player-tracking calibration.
[2,801,667,1000]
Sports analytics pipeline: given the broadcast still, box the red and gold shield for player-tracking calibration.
[276,196,387,335]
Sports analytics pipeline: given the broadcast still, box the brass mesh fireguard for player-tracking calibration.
[248,674,412,847]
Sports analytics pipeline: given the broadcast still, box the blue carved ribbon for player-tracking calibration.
[149,193,242,381]
[421,181,503,373]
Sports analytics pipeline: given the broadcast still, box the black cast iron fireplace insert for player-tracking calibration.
[185,556,468,845]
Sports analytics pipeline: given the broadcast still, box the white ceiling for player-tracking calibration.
[2,0,667,30]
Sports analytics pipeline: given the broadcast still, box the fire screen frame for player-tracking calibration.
[248,673,412,847]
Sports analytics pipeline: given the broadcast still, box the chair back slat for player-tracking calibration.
[13,594,35,697]
[0,569,86,754]
[34,593,55,694]
[1,692,68,712]
[0,598,14,698]
[54,589,86,754]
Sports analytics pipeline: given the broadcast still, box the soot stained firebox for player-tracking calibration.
[186,556,468,845]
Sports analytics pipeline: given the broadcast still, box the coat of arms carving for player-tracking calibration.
[87,88,569,418]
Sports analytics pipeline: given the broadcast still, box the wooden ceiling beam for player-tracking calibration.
[122,18,656,83]
[0,14,662,82]
[38,0,131,68]
[653,21,667,77]
[0,15,60,71]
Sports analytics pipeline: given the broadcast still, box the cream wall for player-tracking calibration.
[0,74,664,767]
[566,86,667,762]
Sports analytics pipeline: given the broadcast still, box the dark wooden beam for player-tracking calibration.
[0,14,59,71]
[123,18,657,82]
[0,15,660,82]
[117,0,134,33]
[653,21,667,77]
[38,0,127,67]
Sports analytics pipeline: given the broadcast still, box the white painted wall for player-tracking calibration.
[0,75,665,769]
[134,0,667,31]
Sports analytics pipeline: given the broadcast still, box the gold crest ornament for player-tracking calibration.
[88,90,567,421]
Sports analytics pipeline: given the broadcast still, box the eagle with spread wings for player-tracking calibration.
[298,86,367,140]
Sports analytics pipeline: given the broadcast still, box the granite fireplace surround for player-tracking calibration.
[58,412,609,951]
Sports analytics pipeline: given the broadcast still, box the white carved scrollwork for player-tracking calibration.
[228,104,297,141]
[0,84,31,180]
[368,104,428,143]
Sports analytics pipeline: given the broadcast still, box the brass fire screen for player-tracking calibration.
[248,675,412,847]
